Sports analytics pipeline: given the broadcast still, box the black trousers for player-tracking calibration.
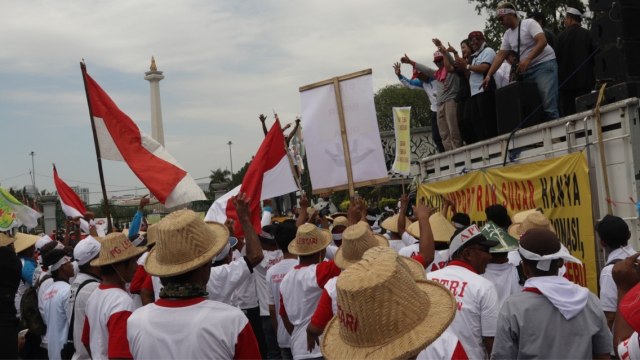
[243,306,267,359]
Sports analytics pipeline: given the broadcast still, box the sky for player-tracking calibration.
[1,0,487,205]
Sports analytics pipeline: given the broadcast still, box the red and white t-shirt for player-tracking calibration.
[426,261,499,360]
[619,332,640,360]
[82,284,135,360]
[127,297,260,360]
[309,276,338,333]
[266,258,298,349]
[280,260,341,359]
[208,257,252,306]
[399,245,449,273]
[254,249,283,316]
[417,328,469,359]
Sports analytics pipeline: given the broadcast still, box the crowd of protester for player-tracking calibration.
[395,2,596,153]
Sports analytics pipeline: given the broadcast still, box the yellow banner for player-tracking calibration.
[418,152,598,293]
[391,107,411,175]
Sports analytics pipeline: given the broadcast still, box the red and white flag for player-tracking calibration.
[82,69,206,208]
[204,120,298,235]
[53,165,90,233]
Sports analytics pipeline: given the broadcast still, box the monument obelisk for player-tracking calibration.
[144,56,165,146]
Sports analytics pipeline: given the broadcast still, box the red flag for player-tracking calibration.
[205,120,297,236]
[53,165,87,218]
[82,69,206,207]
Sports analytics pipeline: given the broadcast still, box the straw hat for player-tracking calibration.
[91,232,146,267]
[321,247,455,360]
[380,214,413,234]
[122,228,146,240]
[511,208,541,225]
[145,210,229,277]
[0,233,15,247]
[508,211,555,239]
[145,224,158,247]
[364,246,426,280]
[288,223,332,256]
[14,233,39,253]
[406,212,456,243]
[334,222,389,269]
[331,216,349,230]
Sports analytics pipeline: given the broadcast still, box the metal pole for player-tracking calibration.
[228,141,233,174]
[29,151,36,191]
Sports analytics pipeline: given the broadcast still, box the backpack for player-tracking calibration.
[19,274,51,336]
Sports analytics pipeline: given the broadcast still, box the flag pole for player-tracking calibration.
[332,77,356,197]
[80,61,113,233]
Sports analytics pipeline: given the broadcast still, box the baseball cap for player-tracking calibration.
[448,224,498,259]
[73,236,102,266]
[433,51,444,61]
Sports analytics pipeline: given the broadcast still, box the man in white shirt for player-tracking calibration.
[127,200,261,359]
[427,224,499,359]
[483,2,559,120]
[41,249,75,360]
[67,236,101,360]
[256,225,283,359]
[597,215,636,329]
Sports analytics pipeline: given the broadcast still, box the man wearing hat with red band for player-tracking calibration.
[427,224,499,359]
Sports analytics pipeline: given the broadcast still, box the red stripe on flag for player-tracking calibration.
[53,165,87,215]
[226,120,288,236]
[83,72,187,204]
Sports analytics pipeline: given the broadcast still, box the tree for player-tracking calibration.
[467,0,588,49]
[228,160,251,189]
[374,84,432,132]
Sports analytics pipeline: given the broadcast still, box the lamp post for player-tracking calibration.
[29,151,36,192]
[227,141,233,175]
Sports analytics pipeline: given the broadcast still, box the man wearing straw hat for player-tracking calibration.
[13,233,39,317]
[325,215,348,260]
[380,194,414,252]
[492,228,611,359]
[401,211,455,272]
[427,224,500,359]
[321,245,465,360]
[279,222,341,359]
[127,203,261,359]
[81,232,145,360]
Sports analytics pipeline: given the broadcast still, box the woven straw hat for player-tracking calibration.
[288,223,332,256]
[335,222,389,269]
[508,211,555,239]
[364,246,426,280]
[321,246,455,360]
[145,224,158,246]
[91,232,146,267]
[380,214,413,234]
[407,212,456,243]
[0,233,15,247]
[511,208,540,224]
[145,210,229,277]
[331,216,349,230]
[14,233,39,253]
[122,228,146,240]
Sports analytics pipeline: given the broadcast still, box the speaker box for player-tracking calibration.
[575,81,640,113]
[594,40,640,83]
[495,81,544,135]
[590,0,640,13]
[591,7,640,45]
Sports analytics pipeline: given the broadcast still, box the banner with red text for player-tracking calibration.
[418,152,598,293]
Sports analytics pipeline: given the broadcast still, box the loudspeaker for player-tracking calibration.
[495,81,544,135]
[590,0,640,13]
[594,40,640,83]
[575,81,640,112]
[591,6,640,45]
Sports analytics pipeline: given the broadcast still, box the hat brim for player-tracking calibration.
[334,235,389,269]
[144,222,229,277]
[14,233,39,254]
[321,279,456,360]
[400,257,426,280]
[91,246,146,267]
[288,229,333,256]
[0,233,15,247]
[507,222,555,240]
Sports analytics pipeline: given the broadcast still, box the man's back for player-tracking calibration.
[492,290,611,359]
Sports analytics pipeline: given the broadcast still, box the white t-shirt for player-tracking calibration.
[83,285,135,360]
[127,297,258,360]
[255,249,283,316]
[495,61,513,89]
[482,262,522,309]
[266,258,298,348]
[427,262,500,360]
[416,328,467,359]
[470,46,496,96]
[401,231,418,247]
[399,245,449,273]
[151,276,162,300]
[500,18,555,69]
[325,244,338,260]
[280,261,340,359]
[37,270,53,348]
[231,249,259,309]
[208,257,252,306]
[324,276,339,315]
[600,245,636,312]
[619,332,640,360]
[67,273,100,360]
[42,280,71,360]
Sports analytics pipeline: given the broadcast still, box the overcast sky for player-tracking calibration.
[1,0,487,204]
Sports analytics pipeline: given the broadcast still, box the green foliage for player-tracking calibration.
[467,0,589,49]
[339,199,350,212]
[378,197,398,210]
[228,161,251,189]
[374,84,432,132]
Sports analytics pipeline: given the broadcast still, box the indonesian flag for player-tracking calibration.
[53,165,91,233]
[82,68,206,207]
[204,120,298,236]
